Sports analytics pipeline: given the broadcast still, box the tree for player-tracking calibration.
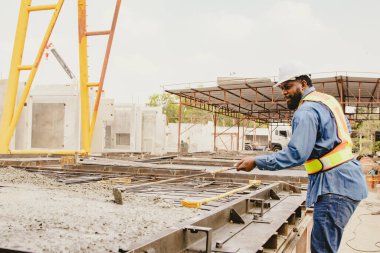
[146,93,179,122]
[147,92,242,126]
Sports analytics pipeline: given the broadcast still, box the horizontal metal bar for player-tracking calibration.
[17,65,34,70]
[87,83,100,87]
[28,4,56,11]
[10,149,87,155]
[86,30,111,36]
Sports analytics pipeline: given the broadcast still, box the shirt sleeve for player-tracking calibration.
[255,107,319,170]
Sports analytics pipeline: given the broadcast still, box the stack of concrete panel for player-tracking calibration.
[103,104,166,155]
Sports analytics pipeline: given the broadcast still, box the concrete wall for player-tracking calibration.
[166,122,214,153]
[103,104,166,155]
[91,98,115,153]
[0,79,27,150]
[24,84,81,150]
[0,80,166,154]
[0,82,85,151]
[166,122,270,152]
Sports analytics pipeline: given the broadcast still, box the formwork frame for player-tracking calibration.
[0,0,121,155]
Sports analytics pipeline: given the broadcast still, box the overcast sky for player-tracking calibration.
[1,0,379,104]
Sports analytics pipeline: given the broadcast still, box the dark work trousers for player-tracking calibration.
[311,193,359,253]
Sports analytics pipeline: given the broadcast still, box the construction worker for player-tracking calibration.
[234,64,368,253]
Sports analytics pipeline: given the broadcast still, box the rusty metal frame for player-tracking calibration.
[166,75,380,124]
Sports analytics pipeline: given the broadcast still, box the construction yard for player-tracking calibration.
[0,154,379,253]
[0,153,312,252]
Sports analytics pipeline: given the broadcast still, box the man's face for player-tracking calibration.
[280,80,304,110]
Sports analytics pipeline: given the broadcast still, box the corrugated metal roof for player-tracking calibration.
[165,74,380,123]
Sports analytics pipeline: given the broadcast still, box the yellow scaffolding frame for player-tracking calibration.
[0,0,121,155]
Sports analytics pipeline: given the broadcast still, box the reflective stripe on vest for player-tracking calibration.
[300,91,354,174]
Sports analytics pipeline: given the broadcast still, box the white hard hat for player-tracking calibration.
[274,63,309,87]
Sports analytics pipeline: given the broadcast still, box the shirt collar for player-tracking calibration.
[301,86,316,100]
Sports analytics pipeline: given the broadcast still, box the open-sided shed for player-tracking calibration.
[165,72,380,151]
[166,73,380,123]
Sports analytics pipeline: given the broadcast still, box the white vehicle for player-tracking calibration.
[268,124,291,152]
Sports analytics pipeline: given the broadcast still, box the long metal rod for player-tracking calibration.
[77,0,91,154]
[119,167,234,191]
[89,0,121,143]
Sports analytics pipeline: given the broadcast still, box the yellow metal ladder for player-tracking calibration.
[0,0,121,155]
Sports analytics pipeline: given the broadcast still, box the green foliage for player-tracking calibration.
[146,93,213,123]
[352,138,360,153]
[146,93,179,122]
[359,138,373,155]
[373,141,380,153]
[352,120,380,155]
[146,92,255,126]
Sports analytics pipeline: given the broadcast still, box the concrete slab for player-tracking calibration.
[338,192,380,253]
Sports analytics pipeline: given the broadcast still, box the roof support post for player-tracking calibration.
[213,112,217,152]
[241,119,246,151]
[177,97,182,153]
[237,118,240,151]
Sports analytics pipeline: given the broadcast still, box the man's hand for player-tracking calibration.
[234,157,256,172]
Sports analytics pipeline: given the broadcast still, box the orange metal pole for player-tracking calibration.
[89,0,121,142]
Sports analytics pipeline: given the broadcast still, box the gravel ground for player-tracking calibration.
[0,167,204,253]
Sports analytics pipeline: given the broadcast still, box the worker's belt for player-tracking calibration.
[304,146,354,175]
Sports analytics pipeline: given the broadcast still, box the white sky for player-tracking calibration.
[1,0,380,104]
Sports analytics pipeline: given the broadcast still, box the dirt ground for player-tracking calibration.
[0,167,204,253]
[338,191,380,253]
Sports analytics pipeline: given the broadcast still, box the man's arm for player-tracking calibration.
[235,107,319,172]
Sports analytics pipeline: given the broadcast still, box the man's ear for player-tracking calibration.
[301,80,308,91]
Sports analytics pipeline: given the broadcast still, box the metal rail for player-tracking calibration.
[126,182,308,253]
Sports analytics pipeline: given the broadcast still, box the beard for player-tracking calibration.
[286,88,303,110]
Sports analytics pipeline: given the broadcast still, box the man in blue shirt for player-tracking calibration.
[234,66,368,253]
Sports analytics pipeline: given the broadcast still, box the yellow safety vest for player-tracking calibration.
[300,91,354,175]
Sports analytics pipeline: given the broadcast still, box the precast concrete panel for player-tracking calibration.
[27,84,81,151]
[111,107,132,149]
[31,103,65,149]
[105,125,112,149]
[141,111,156,153]
[0,79,27,150]
[154,113,166,155]
[91,98,115,153]
[166,123,179,153]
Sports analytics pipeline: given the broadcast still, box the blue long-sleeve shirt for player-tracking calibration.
[255,87,368,207]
